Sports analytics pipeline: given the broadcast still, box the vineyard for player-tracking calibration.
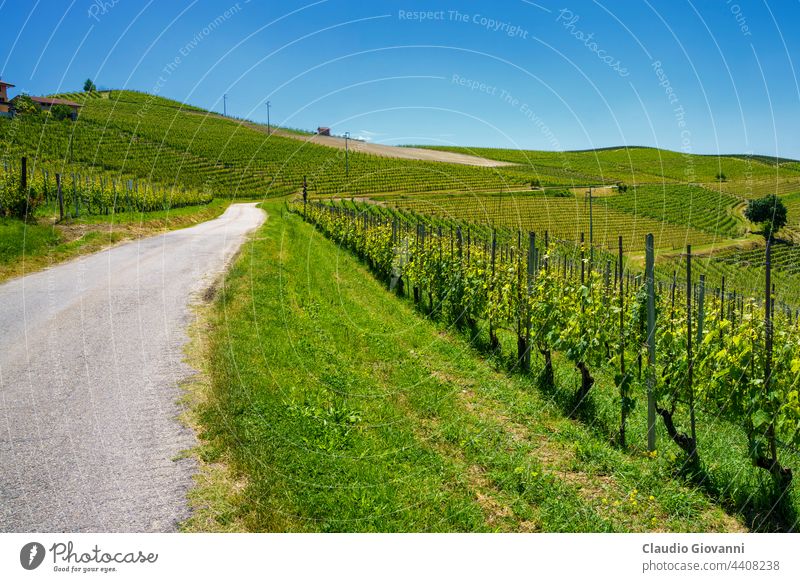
[9,89,797,213]
[0,91,556,217]
[4,88,796,254]
[70,91,539,197]
[657,241,800,309]
[784,191,800,233]
[291,197,800,530]
[373,184,740,252]
[3,88,799,514]
[0,157,212,218]
[603,184,743,238]
[421,145,800,192]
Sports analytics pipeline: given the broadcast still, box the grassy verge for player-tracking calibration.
[180,286,253,533]
[187,200,742,532]
[0,199,232,283]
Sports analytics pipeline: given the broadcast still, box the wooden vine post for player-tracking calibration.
[489,230,498,350]
[302,175,308,217]
[765,238,772,393]
[645,233,657,453]
[544,230,549,271]
[764,237,779,478]
[618,235,627,448]
[21,157,27,195]
[522,232,536,371]
[686,246,695,459]
[694,272,705,457]
[73,174,79,217]
[413,223,422,304]
[56,173,64,221]
[580,232,585,287]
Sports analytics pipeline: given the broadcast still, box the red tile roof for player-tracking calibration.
[29,96,83,107]
[0,81,14,87]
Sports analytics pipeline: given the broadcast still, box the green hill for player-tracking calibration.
[2,88,794,275]
[418,145,800,195]
[2,90,544,203]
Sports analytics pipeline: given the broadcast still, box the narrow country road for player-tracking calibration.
[0,203,265,532]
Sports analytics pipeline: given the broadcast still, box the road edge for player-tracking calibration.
[176,206,269,532]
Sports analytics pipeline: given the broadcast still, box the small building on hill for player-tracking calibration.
[0,80,14,116]
[29,96,83,120]
[317,126,331,136]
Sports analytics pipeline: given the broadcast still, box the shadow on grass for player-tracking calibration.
[517,361,619,443]
[346,237,800,532]
[673,457,797,532]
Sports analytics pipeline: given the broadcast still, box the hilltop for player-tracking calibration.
[4,89,799,202]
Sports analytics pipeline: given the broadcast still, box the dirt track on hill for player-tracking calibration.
[265,128,515,167]
[185,111,513,168]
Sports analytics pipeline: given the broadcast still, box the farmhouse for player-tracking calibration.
[29,96,83,120]
[317,126,331,136]
[0,80,13,116]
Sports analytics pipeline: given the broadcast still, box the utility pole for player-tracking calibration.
[223,93,227,117]
[266,100,271,135]
[345,131,350,177]
[302,175,307,217]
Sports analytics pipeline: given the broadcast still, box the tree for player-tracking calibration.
[744,194,788,240]
[716,172,727,182]
[10,95,41,116]
[83,78,97,92]
[50,104,75,121]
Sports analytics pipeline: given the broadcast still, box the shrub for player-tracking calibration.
[11,95,41,116]
[50,104,75,121]
[0,167,41,219]
[744,194,788,240]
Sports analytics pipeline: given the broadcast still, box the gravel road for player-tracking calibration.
[188,111,513,167]
[273,131,514,167]
[270,129,515,167]
[0,203,265,532]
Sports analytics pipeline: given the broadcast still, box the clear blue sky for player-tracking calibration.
[1,0,798,157]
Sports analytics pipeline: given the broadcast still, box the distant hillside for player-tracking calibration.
[5,89,800,201]
[419,145,800,197]
[2,90,543,198]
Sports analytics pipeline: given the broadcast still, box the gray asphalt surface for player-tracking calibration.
[0,203,265,532]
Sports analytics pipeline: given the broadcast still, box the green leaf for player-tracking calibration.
[751,409,770,429]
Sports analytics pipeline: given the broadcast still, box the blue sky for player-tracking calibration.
[1,0,798,157]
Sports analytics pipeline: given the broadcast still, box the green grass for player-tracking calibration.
[505,323,800,533]
[0,218,60,263]
[0,199,231,283]
[189,200,743,532]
